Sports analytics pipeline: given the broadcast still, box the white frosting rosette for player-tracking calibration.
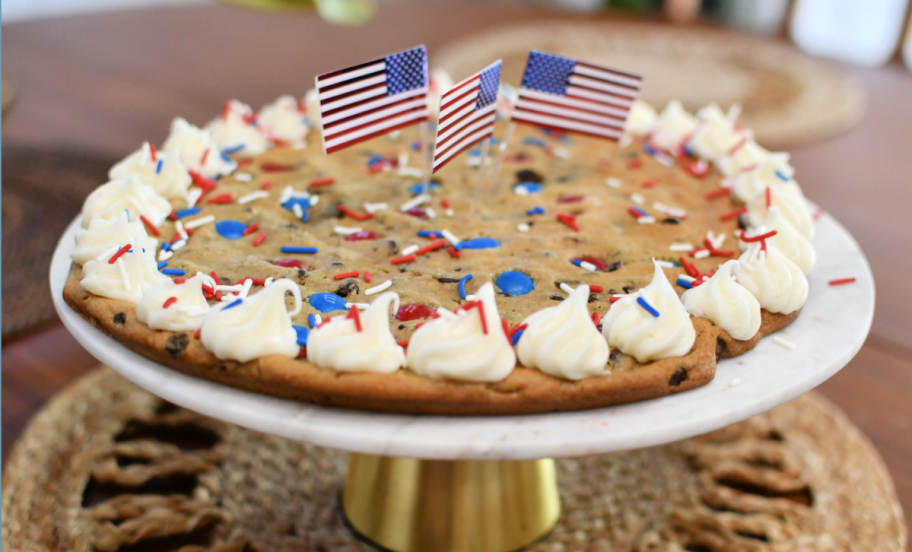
[72,211,158,266]
[199,278,302,362]
[715,136,768,177]
[688,103,744,161]
[81,248,168,304]
[728,153,797,203]
[601,261,696,363]
[257,95,310,148]
[516,284,609,380]
[307,292,406,373]
[137,273,215,331]
[407,282,516,382]
[734,239,808,315]
[746,183,815,241]
[109,142,192,200]
[650,100,697,152]
[205,100,269,157]
[81,175,172,229]
[162,117,236,178]
[623,99,657,138]
[682,260,761,341]
[755,207,817,274]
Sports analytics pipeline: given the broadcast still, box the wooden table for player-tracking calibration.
[3,3,911,544]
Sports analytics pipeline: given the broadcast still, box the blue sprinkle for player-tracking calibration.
[513,182,543,194]
[175,208,202,219]
[455,237,500,251]
[417,230,442,238]
[367,153,383,166]
[155,159,163,174]
[281,246,318,254]
[222,298,243,311]
[522,137,547,148]
[511,328,525,346]
[282,197,312,212]
[292,325,310,347]
[637,296,660,317]
[220,151,233,163]
[775,170,789,182]
[526,206,546,216]
[408,181,439,195]
[301,210,310,223]
[630,206,649,217]
[467,149,481,157]
[495,271,535,296]
[571,259,583,267]
[215,220,248,240]
[643,143,659,156]
[458,274,473,300]
[124,209,130,221]
[309,292,348,313]
[161,241,171,252]
[410,141,421,152]
[162,269,186,276]
[676,278,693,289]
[157,261,168,270]
[223,144,245,154]
[308,313,316,329]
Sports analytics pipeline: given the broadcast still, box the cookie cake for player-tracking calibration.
[62,65,817,415]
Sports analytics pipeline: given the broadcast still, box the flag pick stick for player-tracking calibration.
[488,120,515,196]
[474,138,490,211]
[419,121,431,190]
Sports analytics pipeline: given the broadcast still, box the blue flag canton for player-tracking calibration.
[385,46,428,96]
[520,51,576,97]
[475,61,501,111]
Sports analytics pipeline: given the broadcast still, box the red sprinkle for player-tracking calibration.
[829,277,856,286]
[108,244,132,264]
[508,323,528,341]
[309,177,337,189]
[334,271,360,280]
[149,144,157,162]
[686,159,710,178]
[765,187,772,209]
[162,297,178,309]
[415,239,446,256]
[337,205,375,221]
[186,227,194,237]
[194,329,201,339]
[591,311,601,327]
[641,180,655,188]
[261,162,294,173]
[574,256,607,272]
[240,277,267,285]
[441,198,451,208]
[238,158,253,167]
[261,180,273,190]
[459,300,488,334]
[391,254,416,265]
[395,304,435,321]
[345,306,363,332]
[557,213,580,232]
[704,238,735,257]
[200,147,210,165]
[590,285,604,293]
[317,316,333,329]
[627,158,643,169]
[140,215,161,236]
[345,231,381,241]
[207,193,233,204]
[403,207,428,219]
[705,188,731,200]
[188,171,217,193]
[740,230,778,242]
[679,256,700,278]
[447,246,461,258]
[397,341,409,348]
[727,136,747,155]
[168,212,178,221]
[557,195,584,204]
[215,290,222,301]
[364,271,371,283]
[242,223,259,236]
[610,296,623,304]
[253,231,266,247]
[210,271,219,282]
[720,207,748,221]
[173,278,186,284]
[273,259,305,269]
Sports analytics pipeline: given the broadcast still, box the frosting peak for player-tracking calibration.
[307,292,406,373]
[688,103,745,161]
[206,100,269,157]
[257,95,310,148]
[137,273,215,331]
[516,284,609,380]
[650,100,697,152]
[80,248,168,304]
[734,238,808,314]
[199,279,302,362]
[601,261,696,363]
[682,260,761,341]
[81,175,173,229]
[623,99,658,138]
[407,283,516,382]
[109,142,192,199]
[162,117,236,178]
[72,211,158,266]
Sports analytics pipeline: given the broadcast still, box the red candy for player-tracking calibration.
[395,304,436,321]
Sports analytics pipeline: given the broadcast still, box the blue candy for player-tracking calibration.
[513,182,543,194]
[456,237,500,251]
[495,271,534,296]
[309,292,347,313]
[215,220,248,240]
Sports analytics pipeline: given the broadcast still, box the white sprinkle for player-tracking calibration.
[441,229,461,246]
[279,185,294,204]
[437,307,459,320]
[612,294,626,300]
[400,193,430,212]
[314,314,322,326]
[517,223,530,232]
[234,172,253,182]
[654,202,687,218]
[238,190,269,204]
[264,277,274,287]
[334,226,362,235]
[655,260,675,269]
[464,294,477,302]
[185,215,215,230]
[292,203,304,219]
[670,243,694,252]
[630,193,645,204]
[706,231,725,250]
[171,239,187,251]
[425,207,437,219]
[399,167,424,177]
[96,245,120,263]
[186,187,203,207]
[552,147,570,159]
[398,152,408,169]
[693,249,711,259]
[514,186,530,196]
[772,336,796,350]
[116,257,131,292]
[127,196,145,215]
[364,202,388,213]
[559,282,575,294]
[445,209,454,217]
[388,130,401,141]
[738,259,754,272]
[158,249,173,262]
[579,261,598,272]
[605,177,622,188]
[215,284,243,292]
[176,221,188,241]
[730,378,741,387]
[238,278,253,299]
[220,293,237,302]
[401,244,419,256]
[365,279,393,295]
[290,190,311,199]
[637,216,655,224]
[346,302,370,310]
[309,195,320,207]
[678,274,695,282]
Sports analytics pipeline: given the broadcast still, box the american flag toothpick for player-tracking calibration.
[315,45,430,155]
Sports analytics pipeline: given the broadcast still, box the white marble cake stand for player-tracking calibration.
[51,211,873,460]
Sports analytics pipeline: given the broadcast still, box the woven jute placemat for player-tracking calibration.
[434,21,865,150]
[2,367,906,552]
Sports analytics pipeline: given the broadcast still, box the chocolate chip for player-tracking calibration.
[165,333,189,356]
[608,289,618,295]
[622,285,636,294]
[399,268,407,273]
[550,295,564,301]
[328,262,345,268]
[588,294,597,303]
[668,367,688,386]
[515,169,544,183]
[220,277,232,285]
[737,214,748,230]
[661,217,680,224]
[398,325,405,330]
[297,269,308,282]
[387,240,398,255]
[335,280,359,298]
[605,261,623,272]
[716,337,727,359]
[437,277,460,283]
[113,312,126,326]
[609,349,621,364]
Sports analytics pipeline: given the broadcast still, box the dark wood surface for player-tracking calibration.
[2,3,911,545]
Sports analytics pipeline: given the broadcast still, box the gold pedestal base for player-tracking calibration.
[343,454,560,552]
